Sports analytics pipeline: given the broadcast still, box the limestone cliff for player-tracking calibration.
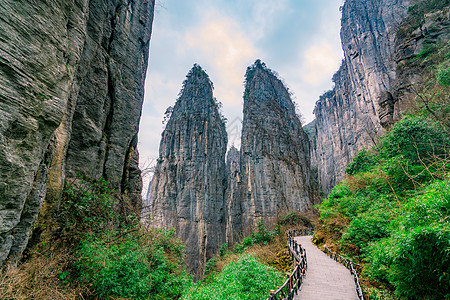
[0,0,154,264]
[311,0,449,194]
[225,146,241,244]
[150,65,228,279]
[239,61,315,233]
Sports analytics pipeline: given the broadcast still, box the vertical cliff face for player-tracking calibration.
[239,61,315,232]
[312,0,450,195]
[225,146,241,244]
[312,0,413,194]
[0,0,154,265]
[150,65,228,279]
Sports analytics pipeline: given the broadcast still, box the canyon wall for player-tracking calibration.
[150,66,228,279]
[310,0,450,194]
[0,0,154,264]
[239,61,315,232]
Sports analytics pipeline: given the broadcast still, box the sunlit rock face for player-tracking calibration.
[0,0,154,265]
[150,65,228,279]
[311,0,414,195]
[239,61,315,233]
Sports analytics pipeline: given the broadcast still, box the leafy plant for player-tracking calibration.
[74,227,191,300]
[437,66,450,86]
[346,149,377,175]
[58,176,115,240]
[182,255,284,300]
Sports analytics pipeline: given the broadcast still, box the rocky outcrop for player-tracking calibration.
[312,0,450,195]
[0,0,154,264]
[225,146,241,244]
[150,65,228,279]
[239,61,315,232]
[312,0,414,194]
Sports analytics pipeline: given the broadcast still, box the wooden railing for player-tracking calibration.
[324,247,364,300]
[266,228,312,300]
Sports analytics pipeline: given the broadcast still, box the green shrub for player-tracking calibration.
[346,149,378,175]
[182,255,284,300]
[251,220,278,245]
[58,177,115,239]
[365,180,450,299]
[233,220,278,254]
[74,227,191,300]
[318,114,450,298]
[74,237,150,299]
[219,243,227,257]
[378,115,449,163]
[437,66,450,86]
[390,224,450,299]
[341,211,390,253]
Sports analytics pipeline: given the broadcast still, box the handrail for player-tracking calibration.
[324,247,364,300]
[266,228,313,300]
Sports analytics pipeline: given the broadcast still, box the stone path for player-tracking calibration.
[293,236,359,300]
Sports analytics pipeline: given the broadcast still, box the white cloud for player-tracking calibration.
[301,43,341,85]
[183,11,260,147]
[248,0,289,40]
[138,0,344,175]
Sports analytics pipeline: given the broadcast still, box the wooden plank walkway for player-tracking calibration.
[294,236,359,300]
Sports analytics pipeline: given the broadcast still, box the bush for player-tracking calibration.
[341,211,390,254]
[390,224,450,299]
[346,149,378,175]
[58,177,115,239]
[74,237,150,299]
[437,66,450,86]
[181,255,284,300]
[74,227,191,300]
[365,180,450,299]
[317,115,450,298]
[251,220,278,245]
[378,115,449,163]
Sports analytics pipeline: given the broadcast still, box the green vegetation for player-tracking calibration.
[191,213,314,300]
[62,178,191,300]
[315,115,450,299]
[0,176,191,299]
[181,255,284,300]
[398,0,450,39]
[232,220,279,254]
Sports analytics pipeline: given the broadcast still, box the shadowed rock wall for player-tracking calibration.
[0,0,154,264]
[150,66,228,279]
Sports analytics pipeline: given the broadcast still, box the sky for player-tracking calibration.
[138,0,345,184]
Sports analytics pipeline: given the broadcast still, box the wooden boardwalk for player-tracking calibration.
[293,236,359,300]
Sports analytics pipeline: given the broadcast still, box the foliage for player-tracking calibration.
[181,255,284,300]
[437,65,450,87]
[73,226,191,300]
[55,177,192,299]
[341,211,390,254]
[316,114,450,299]
[74,236,150,299]
[233,220,279,253]
[58,176,115,240]
[378,115,449,164]
[346,149,377,175]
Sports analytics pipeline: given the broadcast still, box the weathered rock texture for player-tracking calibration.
[150,66,228,279]
[239,61,315,233]
[0,0,154,264]
[311,0,450,194]
[225,146,241,244]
